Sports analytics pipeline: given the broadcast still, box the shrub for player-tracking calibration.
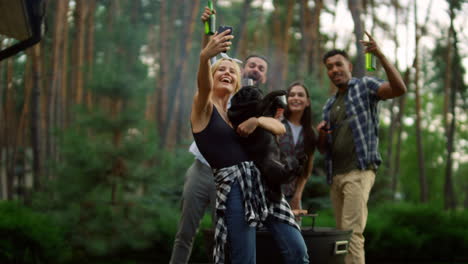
[0,201,70,264]
[366,203,468,262]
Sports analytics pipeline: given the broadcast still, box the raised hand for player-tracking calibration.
[201,29,234,59]
[200,6,215,23]
[360,31,382,57]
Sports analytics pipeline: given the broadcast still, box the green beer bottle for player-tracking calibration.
[204,0,215,35]
[365,52,376,72]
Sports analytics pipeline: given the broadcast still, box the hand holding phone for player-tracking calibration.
[217,25,233,36]
[217,25,233,52]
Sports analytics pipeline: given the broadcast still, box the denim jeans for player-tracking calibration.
[225,182,309,264]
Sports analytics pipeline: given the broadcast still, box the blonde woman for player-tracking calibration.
[191,30,308,264]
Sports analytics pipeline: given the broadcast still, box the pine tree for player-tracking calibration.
[32,2,183,258]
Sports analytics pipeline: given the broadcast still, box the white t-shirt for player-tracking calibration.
[287,120,303,146]
[189,141,211,167]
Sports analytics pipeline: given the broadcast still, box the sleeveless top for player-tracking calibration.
[193,106,249,169]
[193,105,299,264]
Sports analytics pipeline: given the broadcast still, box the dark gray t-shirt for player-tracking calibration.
[330,90,359,176]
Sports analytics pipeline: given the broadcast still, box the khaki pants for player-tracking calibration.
[330,170,375,264]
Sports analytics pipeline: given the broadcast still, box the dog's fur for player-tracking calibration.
[228,86,303,201]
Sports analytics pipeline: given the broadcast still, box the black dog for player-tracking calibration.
[228,86,302,201]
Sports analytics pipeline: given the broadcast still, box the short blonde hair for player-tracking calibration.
[211,58,242,92]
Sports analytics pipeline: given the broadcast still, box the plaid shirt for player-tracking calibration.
[322,77,384,184]
[212,161,299,264]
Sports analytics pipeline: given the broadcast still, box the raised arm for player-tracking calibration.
[192,30,233,118]
[361,31,407,100]
[258,117,286,135]
[194,6,218,115]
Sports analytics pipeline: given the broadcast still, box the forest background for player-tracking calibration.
[0,0,467,263]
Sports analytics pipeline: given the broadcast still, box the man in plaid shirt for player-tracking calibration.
[317,32,407,264]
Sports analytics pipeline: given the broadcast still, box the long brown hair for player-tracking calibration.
[283,81,317,157]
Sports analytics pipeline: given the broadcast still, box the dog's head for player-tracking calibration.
[258,90,287,117]
[230,85,262,107]
[228,86,263,127]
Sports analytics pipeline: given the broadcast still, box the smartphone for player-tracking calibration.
[217,25,233,53]
[217,25,233,37]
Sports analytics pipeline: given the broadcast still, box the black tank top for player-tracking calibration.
[193,106,249,169]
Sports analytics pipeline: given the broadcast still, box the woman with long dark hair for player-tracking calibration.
[280,81,317,213]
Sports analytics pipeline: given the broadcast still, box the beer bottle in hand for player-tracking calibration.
[204,0,216,35]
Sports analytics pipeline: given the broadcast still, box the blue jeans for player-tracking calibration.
[225,182,309,264]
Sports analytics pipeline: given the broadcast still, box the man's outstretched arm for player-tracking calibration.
[361,31,407,99]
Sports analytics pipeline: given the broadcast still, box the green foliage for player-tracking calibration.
[430,35,467,97]
[366,203,468,261]
[90,1,151,101]
[396,104,449,205]
[30,2,196,256]
[33,125,193,261]
[303,175,331,212]
[0,201,70,264]
[302,208,336,228]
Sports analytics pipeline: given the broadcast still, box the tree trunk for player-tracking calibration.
[233,0,253,58]
[387,0,401,196]
[30,45,43,192]
[465,186,468,209]
[4,57,15,200]
[12,57,33,201]
[251,0,268,56]
[280,0,295,87]
[40,29,49,179]
[110,99,123,205]
[48,0,69,177]
[444,78,456,210]
[298,0,310,79]
[0,37,4,199]
[85,0,96,111]
[348,0,365,78]
[58,3,70,131]
[60,1,71,126]
[299,0,323,80]
[161,0,200,148]
[145,29,157,124]
[270,1,283,90]
[443,4,457,210]
[176,0,202,145]
[0,36,4,118]
[12,54,33,197]
[413,1,428,203]
[330,0,339,49]
[72,1,88,105]
[310,0,323,80]
[156,0,169,137]
[392,69,409,199]
[270,0,295,90]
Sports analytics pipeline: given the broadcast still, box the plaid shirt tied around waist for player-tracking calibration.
[212,161,299,264]
[322,77,384,184]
